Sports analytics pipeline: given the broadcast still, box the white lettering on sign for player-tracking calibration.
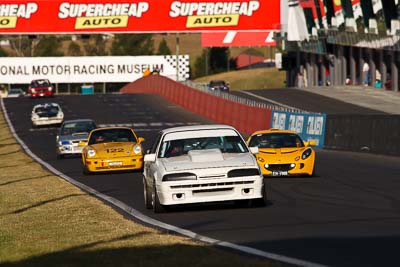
[169,1,260,17]
[288,115,304,133]
[58,3,149,18]
[272,113,286,130]
[0,3,38,19]
[306,116,324,135]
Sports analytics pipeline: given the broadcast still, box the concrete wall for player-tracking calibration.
[325,115,400,156]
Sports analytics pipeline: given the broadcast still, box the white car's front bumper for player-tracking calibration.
[57,144,85,155]
[157,176,264,206]
[32,118,63,126]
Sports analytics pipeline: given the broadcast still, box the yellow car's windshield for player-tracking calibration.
[249,133,304,149]
[88,129,136,145]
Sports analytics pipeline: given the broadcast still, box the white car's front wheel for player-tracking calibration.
[143,177,152,209]
[253,183,267,207]
[152,182,166,213]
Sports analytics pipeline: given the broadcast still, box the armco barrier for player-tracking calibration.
[120,75,272,135]
[325,115,400,156]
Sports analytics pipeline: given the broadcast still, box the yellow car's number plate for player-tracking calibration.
[272,171,288,176]
[109,161,123,167]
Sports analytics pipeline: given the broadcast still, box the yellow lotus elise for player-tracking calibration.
[82,127,145,174]
[247,129,316,177]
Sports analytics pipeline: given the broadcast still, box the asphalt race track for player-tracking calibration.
[4,93,400,267]
[231,89,388,115]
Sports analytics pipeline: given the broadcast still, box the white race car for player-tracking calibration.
[143,124,266,213]
[56,119,97,159]
[31,102,64,127]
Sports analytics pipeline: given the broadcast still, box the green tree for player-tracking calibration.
[209,47,229,74]
[193,48,208,78]
[193,47,233,78]
[83,35,108,56]
[157,38,171,55]
[8,36,31,56]
[0,47,7,57]
[68,41,82,56]
[111,34,154,56]
[34,36,64,56]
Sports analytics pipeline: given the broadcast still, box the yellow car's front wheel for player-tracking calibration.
[83,164,91,175]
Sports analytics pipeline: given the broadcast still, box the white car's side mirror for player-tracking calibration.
[249,147,259,154]
[144,154,156,162]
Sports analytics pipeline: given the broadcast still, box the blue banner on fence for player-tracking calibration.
[271,111,327,149]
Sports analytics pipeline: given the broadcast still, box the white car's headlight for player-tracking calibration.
[32,114,39,120]
[87,149,96,157]
[57,112,64,118]
[162,173,197,182]
[133,145,142,155]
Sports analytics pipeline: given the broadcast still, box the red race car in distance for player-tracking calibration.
[28,79,54,98]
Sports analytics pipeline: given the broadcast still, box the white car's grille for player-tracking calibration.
[71,140,85,144]
[170,180,254,189]
[198,174,225,179]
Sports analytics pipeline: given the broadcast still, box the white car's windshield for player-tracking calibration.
[159,135,248,158]
[61,121,96,136]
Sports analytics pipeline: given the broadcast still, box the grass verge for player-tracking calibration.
[194,68,286,90]
[0,107,284,267]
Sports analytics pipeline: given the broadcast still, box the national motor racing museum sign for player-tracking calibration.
[0,0,281,34]
[0,56,190,83]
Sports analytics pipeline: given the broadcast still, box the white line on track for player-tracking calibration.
[1,98,328,267]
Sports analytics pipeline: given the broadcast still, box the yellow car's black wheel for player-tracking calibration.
[83,165,91,175]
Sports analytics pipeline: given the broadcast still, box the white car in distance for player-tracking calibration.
[143,124,266,213]
[31,103,64,127]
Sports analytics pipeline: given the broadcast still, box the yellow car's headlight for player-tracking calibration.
[302,148,313,160]
[134,145,142,155]
[87,149,96,157]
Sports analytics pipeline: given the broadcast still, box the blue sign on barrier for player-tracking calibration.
[271,111,327,149]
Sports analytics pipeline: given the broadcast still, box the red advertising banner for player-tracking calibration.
[202,30,276,47]
[0,0,281,34]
